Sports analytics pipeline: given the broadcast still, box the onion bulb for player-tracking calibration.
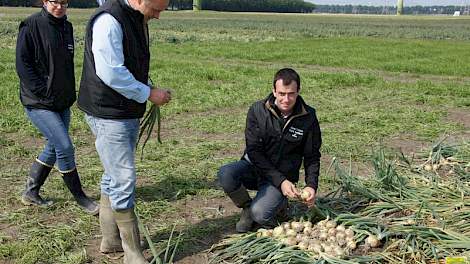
[300,190,310,200]
[327,228,337,236]
[282,222,291,230]
[303,221,313,228]
[346,240,357,250]
[345,228,354,238]
[336,224,346,232]
[291,221,303,232]
[286,237,297,246]
[286,229,297,237]
[297,241,308,250]
[424,164,432,171]
[273,226,284,237]
[326,220,337,229]
[366,235,380,248]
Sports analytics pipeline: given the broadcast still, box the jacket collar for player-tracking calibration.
[264,93,308,119]
[117,0,144,20]
[41,7,67,25]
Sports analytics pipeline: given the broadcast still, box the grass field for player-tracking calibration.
[0,7,469,264]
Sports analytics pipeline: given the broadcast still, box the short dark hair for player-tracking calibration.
[273,68,300,91]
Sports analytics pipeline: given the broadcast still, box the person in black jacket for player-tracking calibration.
[218,68,322,232]
[16,0,98,215]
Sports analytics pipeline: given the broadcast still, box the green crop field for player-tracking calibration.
[0,6,469,264]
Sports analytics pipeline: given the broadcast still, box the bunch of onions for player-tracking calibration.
[137,87,162,159]
[256,218,361,259]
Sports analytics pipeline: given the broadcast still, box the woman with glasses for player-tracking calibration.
[15,0,99,215]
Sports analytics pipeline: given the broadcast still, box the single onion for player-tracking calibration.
[300,190,310,201]
[336,232,346,241]
[309,243,323,253]
[336,224,346,232]
[297,241,308,250]
[334,247,345,258]
[310,229,320,238]
[345,228,354,238]
[303,226,312,235]
[327,228,337,236]
[291,221,304,232]
[273,226,284,237]
[303,221,313,228]
[286,229,297,237]
[262,230,273,237]
[326,220,337,229]
[282,222,291,230]
[337,238,346,246]
[346,240,357,250]
[286,237,297,246]
[366,235,380,248]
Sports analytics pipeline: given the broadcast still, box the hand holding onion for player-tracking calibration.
[300,187,316,207]
[280,180,300,198]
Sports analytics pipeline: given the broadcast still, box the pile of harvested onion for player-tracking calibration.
[256,219,380,259]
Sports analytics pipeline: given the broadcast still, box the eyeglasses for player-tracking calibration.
[48,0,68,7]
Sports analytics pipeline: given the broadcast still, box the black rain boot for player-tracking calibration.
[227,185,253,233]
[21,160,53,206]
[62,169,99,215]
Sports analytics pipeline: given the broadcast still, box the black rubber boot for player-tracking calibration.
[62,169,99,215]
[227,186,253,233]
[21,160,53,206]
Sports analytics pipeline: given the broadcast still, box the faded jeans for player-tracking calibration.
[25,107,76,172]
[218,160,287,225]
[84,114,139,210]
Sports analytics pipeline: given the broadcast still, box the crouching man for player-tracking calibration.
[218,68,322,233]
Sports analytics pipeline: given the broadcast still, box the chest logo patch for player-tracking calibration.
[289,127,304,138]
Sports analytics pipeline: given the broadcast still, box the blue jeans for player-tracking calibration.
[218,160,287,224]
[25,107,76,172]
[84,114,139,210]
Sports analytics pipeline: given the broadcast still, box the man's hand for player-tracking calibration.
[280,180,300,199]
[148,88,172,106]
[302,187,316,208]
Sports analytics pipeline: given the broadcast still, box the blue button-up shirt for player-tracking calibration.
[92,0,150,104]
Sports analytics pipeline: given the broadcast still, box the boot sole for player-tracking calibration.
[100,246,124,254]
[21,196,53,206]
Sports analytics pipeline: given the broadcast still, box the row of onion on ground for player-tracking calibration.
[209,140,470,263]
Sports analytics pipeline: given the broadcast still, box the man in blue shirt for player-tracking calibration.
[78,0,171,263]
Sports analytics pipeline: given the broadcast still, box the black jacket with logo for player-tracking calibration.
[243,94,322,191]
[78,0,149,119]
[16,8,75,111]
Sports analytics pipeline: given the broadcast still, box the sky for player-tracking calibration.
[306,0,470,5]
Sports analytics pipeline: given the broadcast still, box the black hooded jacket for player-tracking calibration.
[16,8,75,111]
[243,94,322,191]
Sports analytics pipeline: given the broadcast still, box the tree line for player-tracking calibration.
[314,5,470,15]
[1,0,315,13]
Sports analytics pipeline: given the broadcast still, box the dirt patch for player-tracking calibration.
[446,108,470,129]
[320,154,372,179]
[174,196,239,225]
[384,134,428,156]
